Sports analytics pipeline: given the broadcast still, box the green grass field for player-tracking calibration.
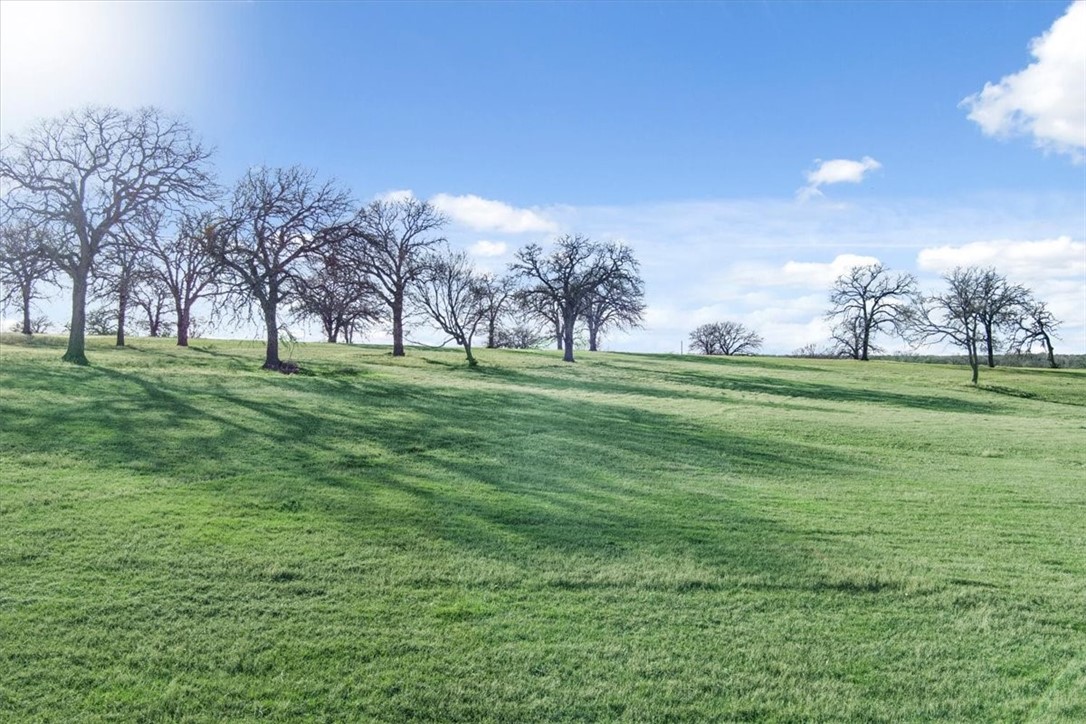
[2,335,1084,722]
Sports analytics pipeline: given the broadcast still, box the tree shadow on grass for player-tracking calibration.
[654,369,1003,415]
[470,364,840,414]
[1,360,867,588]
[470,358,1001,416]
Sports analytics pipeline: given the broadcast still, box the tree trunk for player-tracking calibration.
[21,286,32,335]
[176,304,190,347]
[1042,332,1058,369]
[984,322,996,368]
[860,321,870,361]
[562,311,576,363]
[464,341,477,366]
[116,290,128,347]
[392,293,405,357]
[968,341,979,385]
[263,303,280,370]
[487,316,497,348]
[588,317,599,352]
[62,268,90,365]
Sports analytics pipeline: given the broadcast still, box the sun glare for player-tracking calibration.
[0,1,202,134]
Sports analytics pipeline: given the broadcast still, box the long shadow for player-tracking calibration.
[471,364,839,414]
[657,368,1002,415]
[1,358,869,587]
[603,351,833,374]
[473,359,999,415]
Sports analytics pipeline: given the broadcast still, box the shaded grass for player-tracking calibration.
[1,335,1085,721]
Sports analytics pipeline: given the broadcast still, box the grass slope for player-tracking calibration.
[1,335,1084,722]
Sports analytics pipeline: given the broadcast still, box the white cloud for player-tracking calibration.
[375,189,415,203]
[916,237,1086,335]
[961,1,1086,162]
[468,240,508,257]
[544,194,1082,354]
[781,254,883,286]
[430,193,558,234]
[916,236,1085,280]
[798,156,882,200]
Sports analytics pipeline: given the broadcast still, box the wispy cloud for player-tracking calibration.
[503,193,1084,354]
[798,156,882,200]
[961,1,1086,162]
[374,188,415,203]
[468,240,508,257]
[431,193,558,234]
[916,237,1086,325]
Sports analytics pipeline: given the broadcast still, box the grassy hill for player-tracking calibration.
[2,335,1084,722]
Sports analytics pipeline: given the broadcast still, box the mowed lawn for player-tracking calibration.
[1,335,1084,722]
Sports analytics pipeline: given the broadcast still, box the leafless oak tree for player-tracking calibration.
[93,233,147,347]
[974,268,1028,368]
[141,210,227,347]
[0,107,213,364]
[415,248,488,366]
[688,321,763,356]
[826,263,915,361]
[130,273,174,338]
[0,216,59,335]
[583,271,645,352]
[346,198,446,357]
[477,272,518,349]
[906,267,986,384]
[828,313,870,360]
[210,166,354,370]
[511,235,639,362]
[296,254,379,343]
[1008,298,1061,368]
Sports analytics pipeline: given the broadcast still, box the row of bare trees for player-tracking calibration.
[0,107,646,370]
[815,262,1061,382]
[687,264,1062,382]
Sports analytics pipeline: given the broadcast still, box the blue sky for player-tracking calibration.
[1,0,1083,353]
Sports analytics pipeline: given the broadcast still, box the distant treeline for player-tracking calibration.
[872,353,1084,369]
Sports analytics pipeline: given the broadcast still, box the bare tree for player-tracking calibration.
[582,272,645,352]
[688,321,763,356]
[346,198,446,356]
[9,315,51,334]
[415,248,488,366]
[688,324,717,355]
[83,306,118,336]
[139,210,227,347]
[477,272,518,349]
[492,319,550,349]
[906,267,986,384]
[974,268,1028,368]
[93,235,146,347]
[0,107,213,364]
[826,263,915,361]
[210,166,354,370]
[516,290,564,350]
[295,254,379,343]
[130,272,174,338]
[1008,298,1061,369]
[511,235,639,362]
[829,313,874,360]
[0,217,58,335]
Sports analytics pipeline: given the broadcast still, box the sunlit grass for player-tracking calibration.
[1,334,1084,721]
